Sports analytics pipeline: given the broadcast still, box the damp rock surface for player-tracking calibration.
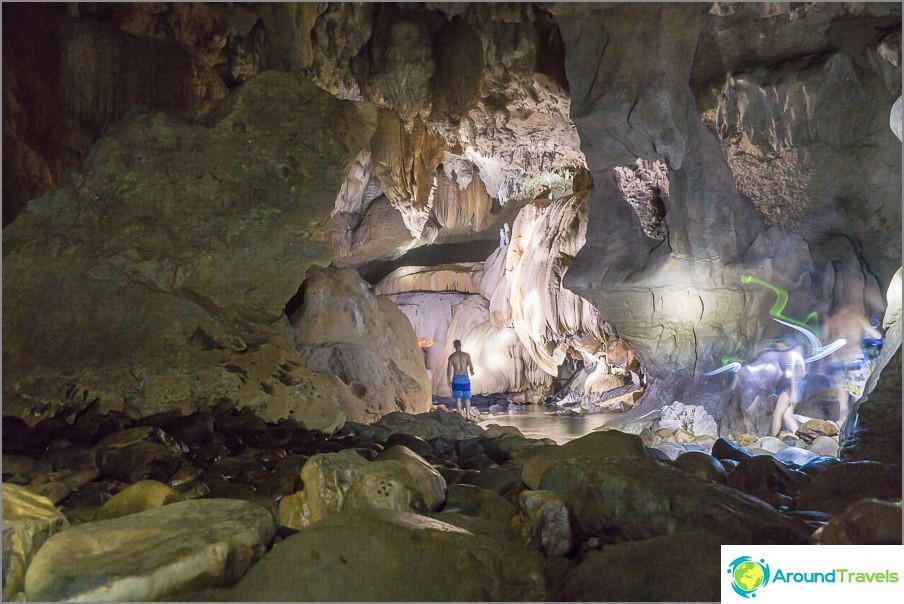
[24,498,275,602]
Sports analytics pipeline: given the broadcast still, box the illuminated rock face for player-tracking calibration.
[292,268,432,423]
[555,3,900,423]
[379,192,641,403]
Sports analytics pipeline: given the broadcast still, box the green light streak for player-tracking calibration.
[740,274,819,334]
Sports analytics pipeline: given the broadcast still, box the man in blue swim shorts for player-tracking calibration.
[447,339,475,419]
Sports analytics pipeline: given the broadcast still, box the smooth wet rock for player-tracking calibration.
[808,435,839,457]
[752,436,787,454]
[60,480,124,508]
[727,455,801,506]
[28,466,101,504]
[513,490,577,557]
[443,483,516,528]
[800,456,842,476]
[458,466,523,499]
[481,424,525,440]
[431,511,513,543]
[175,480,211,500]
[206,456,269,484]
[96,479,186,520]
[515,430,651,489]
[371,409,484,442]
[812,498,902,545]
[797,461,902,515]
[711,438,754,463]
[559,530,722,601]
[672,451,728,483]
[647,447,672,463]
[539,458,804,544]
[384,432,433,459]
[168,463,204,488]
[230,510,547,601]
[95,426,185,457]
[652,441,685,460]
[773,446,821,466]
[98,441,182,483]
[24,499,275,602]
[1,485,69,599]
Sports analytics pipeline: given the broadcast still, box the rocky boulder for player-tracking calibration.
[1,485,70,600]
[539,458,807,544]
[797,461,902,515]
[2,71,377,426]
[278,448,446,529]
[558,530,722,601]
[230,509,547,601]
[292,267,432,423]
[514,430,652,489]
[24,498,274,602]
[812,498,902,545]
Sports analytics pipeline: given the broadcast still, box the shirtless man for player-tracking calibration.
[447,340,475,418]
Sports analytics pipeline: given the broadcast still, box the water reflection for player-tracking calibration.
[476,404,621,445]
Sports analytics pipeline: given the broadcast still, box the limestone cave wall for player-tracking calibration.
[2,2,901,433]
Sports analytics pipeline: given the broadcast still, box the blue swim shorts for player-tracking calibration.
[451,374,471,400]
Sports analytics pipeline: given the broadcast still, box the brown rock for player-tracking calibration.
[796,419,839,443]
[812,499,902,545]
[230,510,546,601]
[96,480,185,520]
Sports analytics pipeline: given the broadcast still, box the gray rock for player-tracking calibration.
[24,499,274,602]
[514,490,577,557]
[774,446,820,466]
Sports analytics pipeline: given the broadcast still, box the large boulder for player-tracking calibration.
[24,499,274,602]
[292,267,432,423]
[797,461,902,515]
[514,430,652,489]
[278,448,446,529]
[1,485,70,600]
[539,457,807,544]
[812,498,902,545]
[230,509,547,601]
[3,71,377,426]
[558,530,723,601]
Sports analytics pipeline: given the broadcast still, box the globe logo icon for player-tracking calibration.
[727,556,771,598]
